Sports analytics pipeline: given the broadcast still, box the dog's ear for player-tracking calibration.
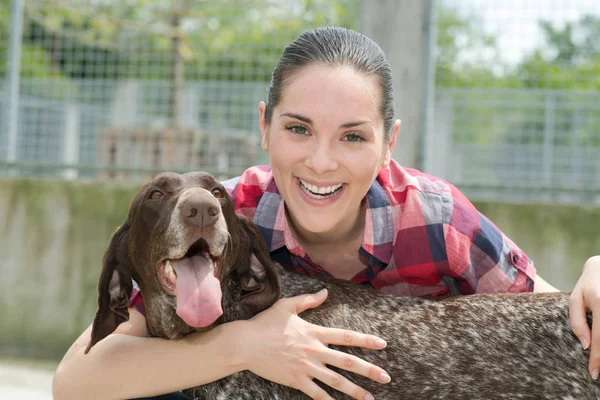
[235,215,282,319]
[85,221,133,354]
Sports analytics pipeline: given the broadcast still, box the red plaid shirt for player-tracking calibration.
[130,160,535,312]
[222,161,535,296]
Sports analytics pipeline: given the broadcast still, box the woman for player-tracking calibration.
[52,27,600,400]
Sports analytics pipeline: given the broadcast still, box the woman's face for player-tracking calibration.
[259,63,399,237]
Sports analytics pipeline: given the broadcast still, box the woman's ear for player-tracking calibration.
[259,101,269,152]
[382,119,401,167]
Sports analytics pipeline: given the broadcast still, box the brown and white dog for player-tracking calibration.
[86,171,598,399]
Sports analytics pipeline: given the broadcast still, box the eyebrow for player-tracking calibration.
[279,112,371,129]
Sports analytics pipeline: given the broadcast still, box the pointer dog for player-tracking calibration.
[87,171,598,399]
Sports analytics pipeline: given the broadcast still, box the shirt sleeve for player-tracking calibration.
[221,175,241,197]
[129,278,146,315]
[221,165,272,221]
[444,185,536,294]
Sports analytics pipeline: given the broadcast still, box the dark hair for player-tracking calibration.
[265,26,395,141]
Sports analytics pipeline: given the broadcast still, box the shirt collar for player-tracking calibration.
[253,174,394,266]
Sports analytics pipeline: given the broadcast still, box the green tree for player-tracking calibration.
[1,0,76,98]
[435,5,512,88]
[516,16,600,90]
[17,0,359,81]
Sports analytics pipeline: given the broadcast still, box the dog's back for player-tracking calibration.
[188,266,598,400]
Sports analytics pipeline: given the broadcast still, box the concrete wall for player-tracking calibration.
[0,178,137,359]
[1,178,598,360]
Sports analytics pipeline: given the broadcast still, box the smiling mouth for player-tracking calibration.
[298,178,344,199]
[157,238,224,328]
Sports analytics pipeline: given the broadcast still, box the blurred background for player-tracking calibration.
[1,0,600,396]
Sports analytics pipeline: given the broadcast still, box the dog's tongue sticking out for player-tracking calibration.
[172,255,222,327]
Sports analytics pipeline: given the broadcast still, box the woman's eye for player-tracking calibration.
[344,133,364,143]
[211,188,224,198]
[288,125,308,135]
[149,191,164,200]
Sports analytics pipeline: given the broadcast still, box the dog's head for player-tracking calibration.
[85,171,281,353]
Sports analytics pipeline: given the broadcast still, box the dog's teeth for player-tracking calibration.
[202,253,214,272]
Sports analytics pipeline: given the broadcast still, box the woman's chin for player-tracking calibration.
[293,213,341,235]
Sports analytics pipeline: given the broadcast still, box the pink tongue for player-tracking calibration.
[172,255,223,327]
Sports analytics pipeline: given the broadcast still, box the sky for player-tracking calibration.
[448,0,600,65]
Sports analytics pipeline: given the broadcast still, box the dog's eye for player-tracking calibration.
[149,190,164,200]
[211,188,224,199]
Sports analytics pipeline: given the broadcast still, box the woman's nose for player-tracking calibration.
[304,141,339,174]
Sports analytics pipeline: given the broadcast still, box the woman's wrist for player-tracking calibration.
[215,320,255,373]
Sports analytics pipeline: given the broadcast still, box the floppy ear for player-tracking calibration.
[234,215,282,319]
[85,221,133,354]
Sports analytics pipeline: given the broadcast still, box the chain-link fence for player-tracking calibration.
[2,0,600,204]
[432,0,600,204]
[0,0,359,181]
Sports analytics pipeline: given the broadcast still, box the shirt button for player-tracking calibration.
[511,251,520,265]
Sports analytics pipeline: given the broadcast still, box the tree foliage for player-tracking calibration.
[4,2,600,89]
[7,0,358,81]
[3,1,600,145]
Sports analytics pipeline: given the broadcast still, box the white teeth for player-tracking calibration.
[299,179,343,199]
[299,179,342,195]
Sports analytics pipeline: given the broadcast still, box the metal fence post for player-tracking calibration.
[62,103,80,180]
[420,0,437,174]
[542,94,556,187]
[4,0,24,168]
[571,109,581,186]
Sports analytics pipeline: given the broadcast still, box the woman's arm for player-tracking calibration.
[53,290,390,400]
[52,307,246,399]
[533,274,560,292]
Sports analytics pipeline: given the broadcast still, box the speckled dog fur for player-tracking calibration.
[88,172,599,400]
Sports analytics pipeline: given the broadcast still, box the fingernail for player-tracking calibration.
[592,369,599,380]
[364,393,374,400]
[318,288,328,296]
[376,338,387,348]
[580,336,590,350]
[379,372,391,383]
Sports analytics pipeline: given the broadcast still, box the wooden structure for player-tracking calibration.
[98,126,259,181]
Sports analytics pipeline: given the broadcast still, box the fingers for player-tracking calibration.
[570,290,600,379]
[588,295,600,379]
[315,326,387,350]
[296,378,335,400]
[325,349,391,386]
[310,366,374,400]
[569,292,591,351]
[286,289,329,314]
[311,323,391,386]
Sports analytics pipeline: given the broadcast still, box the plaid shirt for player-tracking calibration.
[222,161,535,297]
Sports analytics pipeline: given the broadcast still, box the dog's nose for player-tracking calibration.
[179,190,220,227]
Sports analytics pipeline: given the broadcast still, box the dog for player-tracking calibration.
[86,171,598,399]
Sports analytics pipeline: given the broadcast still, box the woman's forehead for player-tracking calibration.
[277,64,382,123]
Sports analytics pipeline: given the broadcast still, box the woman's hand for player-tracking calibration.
[240,289,390,400]
[570,256,600,379]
